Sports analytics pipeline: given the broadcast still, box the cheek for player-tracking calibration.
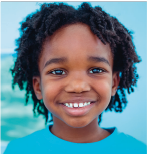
[94,78,112,102]
[41,80,62,110]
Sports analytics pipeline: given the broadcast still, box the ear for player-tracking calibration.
[32,76,43,100]
[111,72,120,96]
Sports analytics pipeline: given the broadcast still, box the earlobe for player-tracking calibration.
[32,77,43,100]
[111,72,120,96]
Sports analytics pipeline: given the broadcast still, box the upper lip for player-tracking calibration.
[59,98,96,104]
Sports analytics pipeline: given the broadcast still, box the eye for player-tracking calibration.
[49,69,66,75]
[89,68,104,74]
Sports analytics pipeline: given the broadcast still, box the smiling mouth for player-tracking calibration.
[62,101,95,108]
[60,101,96,116]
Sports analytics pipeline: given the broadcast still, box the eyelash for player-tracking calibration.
[49,68,105,75]
[89,68,105,74]
[49,69,66,75]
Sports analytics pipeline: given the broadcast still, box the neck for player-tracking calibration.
[50,116,110,143]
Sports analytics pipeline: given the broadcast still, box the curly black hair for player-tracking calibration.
[11,2,141,125]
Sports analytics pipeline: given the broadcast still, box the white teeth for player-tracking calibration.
[65,103,69,107]
[84,102,87,106]
[69,103,73,108]
[64,102,92,108]
[74,103,78,107]
[79,103,83,107]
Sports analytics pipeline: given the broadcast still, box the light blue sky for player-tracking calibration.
[1,2,147,144]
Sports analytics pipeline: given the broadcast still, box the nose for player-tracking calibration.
[64,76,91,93]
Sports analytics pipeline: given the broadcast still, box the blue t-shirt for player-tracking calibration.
[4,125,146,154]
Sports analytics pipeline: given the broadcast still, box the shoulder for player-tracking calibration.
[115,129,147,153]
[4,128,50,154]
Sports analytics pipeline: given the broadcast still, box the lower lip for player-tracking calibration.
[60,102,95,116]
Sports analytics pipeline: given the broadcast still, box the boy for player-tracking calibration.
[4,2,146,154]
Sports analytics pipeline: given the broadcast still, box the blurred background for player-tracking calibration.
[1,2,147,153]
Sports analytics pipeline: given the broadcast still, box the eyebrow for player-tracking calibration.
[44,56,110,69]
[44,57,67,69]
[88,56,110,66]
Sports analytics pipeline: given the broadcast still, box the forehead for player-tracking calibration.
[40,23,113,69]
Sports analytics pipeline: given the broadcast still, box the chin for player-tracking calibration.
[65,118,91,128]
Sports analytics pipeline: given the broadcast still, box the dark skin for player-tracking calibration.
[33,23,120,143]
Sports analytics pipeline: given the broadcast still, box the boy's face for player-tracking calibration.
[33,23,120,128]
